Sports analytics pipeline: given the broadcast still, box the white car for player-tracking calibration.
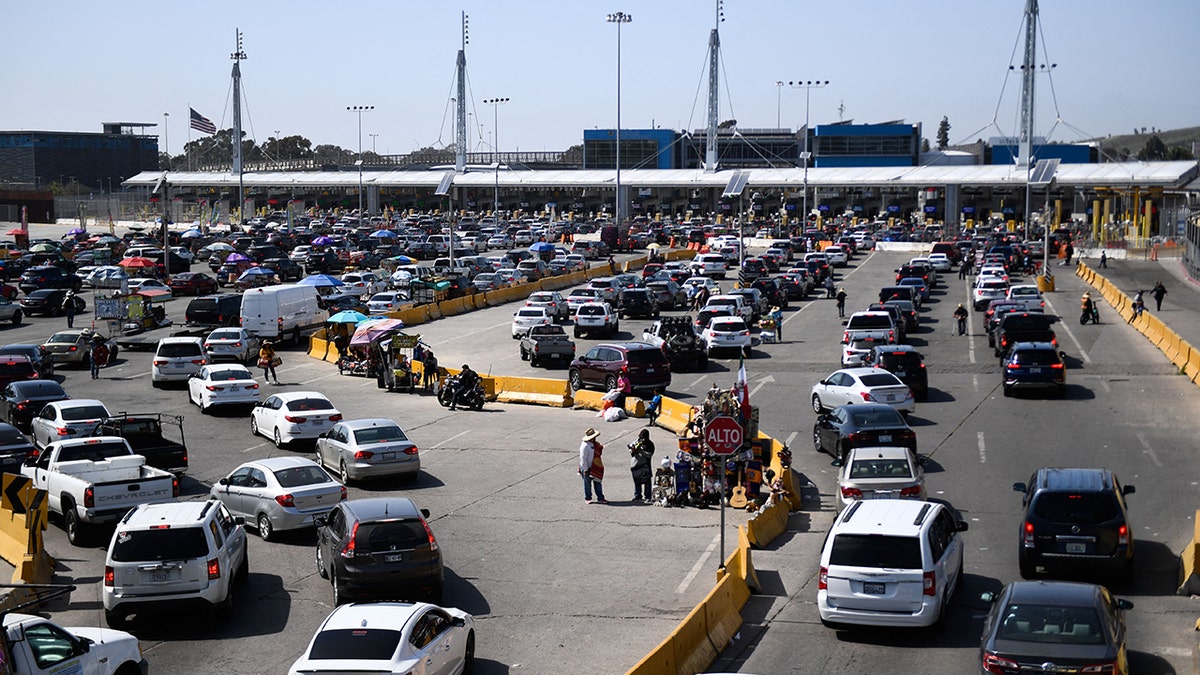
[487,233,513,249]
[586,278,620,304]
[566,288,606,313]
[573,302,619,338]
[188,364,262,412]
[972,278,1010,310]
[564,254,587,270]
[526,291,570,322]
[29,399,112,449]
[127,277,173,299]
[853,234,877,250]
[496,268,530,286]
[977,264,1009,284]
[288,602,476,675]
[1005,284,1045,311]
[822,245,849,267]
[367,291,406,314]
[204,327,261,363]
[151,337,207,385]
[682,276,722,295]
[85,265,130,289]
[511,307,552,338]
[926,253,953,272]
[810,367,915,414]
[251,391,343,448]
[837,446,926,506]
[690,253,728,278]
[700,316,753,357]
[315,418,421,484]
[842,336,884,368]
[170,246,196,264]
[211,456,345,540]
[289,245,313,263]
[340,272,386,297]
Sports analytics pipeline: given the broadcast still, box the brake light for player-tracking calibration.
[818,566,828,590]
[153,359,167,366]
[922,570,936,596]
[840,487,862,498]
[1050,362,1064,369]
[353,450,374,460]
[1080,662,1117,674]
[899,485,922,497]
[68,346,77,352]
[246,382,260,390]
[339,486,347,501]
[15,401,28,410]
[1023,520,1035,547]
[190,359,206,365]
[207,557,221,580]
[79,486,93,508]
[420,516,439,552]
[284,415,307,423]
[982,652,1018,674]
[859,391,874,402]
[1118,524,1128,545]
[205,385,224,391]
[275,493,295,508]
[340,522,359,558]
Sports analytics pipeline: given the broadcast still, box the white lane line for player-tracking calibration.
[432,429,470,449]
[749,374,775,398]
[677,533,721,594]
[977,432,987,464]
[784,431,797,449]
[1135,432,1163,468]
[688,374,710,389]
[301,372,343,384]
[962,275,977,365]
[782,253,874,325]
[241,441,269,454]
[972,374,979,392]
[440,321,514,342]
[1043,295,1092,364]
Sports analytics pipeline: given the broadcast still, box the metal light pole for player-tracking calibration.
[774,81,783,128]
[347,105,374,221]
[162,112,170,171]
[607,11,632,226]
[790,80,828,225]
[369,133,379,154]
[483,98,509,217]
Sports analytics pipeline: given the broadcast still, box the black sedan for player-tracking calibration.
[19,289,85,316]
[980,581,1130,674]
[0,344,54,378]
[0,423,36,475]
[813,403,917,465]
[0,380,69,431]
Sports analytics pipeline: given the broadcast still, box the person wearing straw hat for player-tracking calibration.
[578,428,608,504]
[835,286,848,319]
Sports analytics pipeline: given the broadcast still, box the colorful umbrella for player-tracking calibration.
[5,228,25,236]
[238,267,276,281]
[646,242,662,250]
[312,235,334,245]
[119,256,158,269]
[388,255,417,265]
[298,274,344,287]
[369,230,398,239]
[180,229,203,238]
[224,252,249,262]
[529,242,556,252]
[328,310,368,324]
[350,318,406,346]
[29,243,57,253]
[67,228,87,235]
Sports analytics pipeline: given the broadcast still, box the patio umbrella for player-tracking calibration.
[67,227,87,235]
[369,230,398,239]
[529,242,556,252]
[29,243,57,253]
[180,229,203,239]
[5,229,25,236]
[311,235,334,245]
[119,256,158,269]
[298,274,344,287]
[388,255,417,265]
[224,252,249,262]
[646,243,662,250]
[204,242,235,251]
[328,310,368,324]
[237,267,276,282]
[350,318,406,346]
[96,235,122,245]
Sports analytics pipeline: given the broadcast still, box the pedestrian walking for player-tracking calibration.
[697,286,711,309]
[769,305,784,342]
[1066,241,1075,265]
[953,303,968,335]
[824,275,835,299]
[1151,281,1167,311]
[1099,251,1108,268]
[258,340,281,384]
[835,287,847,319]
[62,290,76,328]
[422,349,439,392]
[629,429,655,503]
[579,428,607,504]
[89,335,110,379]
[958,258,969,280]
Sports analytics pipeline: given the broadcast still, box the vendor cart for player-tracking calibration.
[376,333,422,392]
[120,291,172,335]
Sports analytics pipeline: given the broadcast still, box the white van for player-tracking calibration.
[240,284,323,344]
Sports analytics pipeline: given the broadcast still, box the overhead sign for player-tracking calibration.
[887,205,901,213]
[705,416,743,455]
[924,205,937,213]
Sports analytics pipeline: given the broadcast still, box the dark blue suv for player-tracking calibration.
[1001,341,1064,397]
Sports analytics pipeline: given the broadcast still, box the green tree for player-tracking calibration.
[1167,145,1194,160]
[1136,135,1168,161]
[921,138,931,153]
[561,144,584,166]
[936,116,951,150]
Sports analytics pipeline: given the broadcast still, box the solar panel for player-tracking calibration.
[722,170,750,198]
[434,170,456,196]
[1028,159,1060,188]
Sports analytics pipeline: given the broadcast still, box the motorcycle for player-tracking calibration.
[437,374,485,411]
[1080,303,1100,325]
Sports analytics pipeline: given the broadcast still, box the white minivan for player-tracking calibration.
[818,499,967,628]
[152,337,206,386]
[240,284,323,344]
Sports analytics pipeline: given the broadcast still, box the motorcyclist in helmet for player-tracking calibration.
[452,364,480,410]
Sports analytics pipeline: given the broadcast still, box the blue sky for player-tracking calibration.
[3,0,1197,156]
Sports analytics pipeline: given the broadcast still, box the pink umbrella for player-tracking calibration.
[350,319,406,346]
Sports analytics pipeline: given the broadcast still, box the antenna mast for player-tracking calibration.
[704,0,724,172]
[231,29,248,225]
[455,12,469,173]
[1018,0,1038,170]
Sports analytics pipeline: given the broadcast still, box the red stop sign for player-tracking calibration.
[705,415,743,455]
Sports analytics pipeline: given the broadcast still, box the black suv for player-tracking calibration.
[618,288,659,319]
[1013,468,1135,580]
[18,266,82,294]
[994,313,1058,359]
[750,277,787,310]
[185,293,243,328]
[862,344,927,400]
[314,497,444,605]
[1002,341,1065,397]
[261,257,303,281]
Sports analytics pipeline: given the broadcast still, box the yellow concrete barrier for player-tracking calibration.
[669,601,715,675]
[745,496,789,548]
[1185,349,1200,382]
[426,302,443,320]
[654,397,695,435]
[1177,509,1200,595]
[0,475,53,584]
[490,375,573,407]
[438,297,467,317]
[704,572,745,661]
[624,396,646,418]
[571,389,606,411]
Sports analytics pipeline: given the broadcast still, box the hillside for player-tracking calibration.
[1087,126,1200,160]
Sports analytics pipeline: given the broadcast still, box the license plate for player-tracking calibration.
[1066,542,1087,554]
[884,394,895,402]
[863,582,885,595]
[878,434,892,442]
[384,553,403,563]
[872,490,896,499]
[895,371,907,377]
[550,354,563,359]
[646,368,655,373]
[382,452,395,460]
[1029,367,1042,374]
[150,571,177,583]
[228,386,239,391]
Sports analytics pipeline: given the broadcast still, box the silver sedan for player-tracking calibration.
[315,418,420,485]
[203,327,261,364]
[210,456,345,541]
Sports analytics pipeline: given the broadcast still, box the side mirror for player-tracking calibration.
[218,478,228,485]
[980,591,997,604]
[956,521,969,532]
[1122,485,1135,496]
[1115,598,1134,611]
[420,508,431,518]
[234,516,245,526]
[313,516,327,528]
[1012,482,1027,493]
[22,455,37,467]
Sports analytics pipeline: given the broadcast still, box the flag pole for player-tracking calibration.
[186,103,193,171]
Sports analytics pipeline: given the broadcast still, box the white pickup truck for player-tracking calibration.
[3,612,147,675]
[21,436,178,546]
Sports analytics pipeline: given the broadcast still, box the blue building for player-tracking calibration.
[582,129,675,170]
[986,139,1096,165]
[810,122,922,168]
[0,123,159,191]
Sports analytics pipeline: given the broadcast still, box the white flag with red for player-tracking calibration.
[735,356,751,419]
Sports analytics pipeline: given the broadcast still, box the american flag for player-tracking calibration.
[189,108,217,135]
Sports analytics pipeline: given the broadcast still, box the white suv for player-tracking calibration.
[818,499,967,629]
[152,337,207,386]
[103,499,248,628]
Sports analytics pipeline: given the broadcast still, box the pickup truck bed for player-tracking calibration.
[51,455,146,483]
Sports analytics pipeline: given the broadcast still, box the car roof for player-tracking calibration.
[341,496,422,520]
[274,391,334,402]
[0,355,32,364]
[53,398,105,409]
[847,446,912,461]
[835,499,939,536]
[709,316,745,325]
[598,342,658,352]
[125,499,217,527]
[874,344,919,354]
[339,418,402,431]
[319,601,428,632]
[1034,467,1114,492]
[1004,580,1104,607]
[246,456,324,472]
[157,336,203,345]
[838,367,885,377]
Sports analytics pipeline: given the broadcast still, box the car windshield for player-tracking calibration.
[0,426,28,446]
[285,398,335,412]
[11,382,61,397]
[1032,493,1120,523]
[829,534,922,569]
[516,310,543,318]
[158,343,202,357]
[111,527,208,563]
[1012,350,1060,366]
[849,409,905,428]
[713,320,747,332]
[881,354,921,368]
[0,361,34,376]
[625,350,667,365]
[996,604,1105,645]
[357,520,427,553]
[849,459,914,479]
[46,333,79,345]
[60,405,109,421]
[209,369,251,381]
[859,373,902,387]
[353,426,409,444]
[578,306,604,316]
[308,628,403,660]
[274,465,332,488]
[209,330,241,340]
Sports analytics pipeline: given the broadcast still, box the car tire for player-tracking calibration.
[573,328,581,338]
[255,513,275,541]
[332,574,346,606]
[605,375,618,392]
[316,545,328,579]
[64,505,88,546]
[273,427,284,449]
[9,310,20,326]
[1003,384,1013,397]
[1018,551,1036,579]
[530,355,540,368]
[104,610,127,630]
[198,396,209,414]
[568,369,583,392]
[462,631,476,675]
[811,394,824,414]
[236,545,249,584]
[110,345,119,361]
[250,416,260,438]
[812,428,824,454]
[520,347,528,361]
[339,461,351,486]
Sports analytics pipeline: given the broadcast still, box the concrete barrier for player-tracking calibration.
[439,297,467,317]
[1186,349,1200,382]
[745,496,789,548]
[654,397,695,435]
[0,475,53,584]
[490,375,573,407]
[876,242,933,253]
[1177,509,1200,595]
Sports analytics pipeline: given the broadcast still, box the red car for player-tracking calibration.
[168,272,219,296]
[0,283,16,300]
